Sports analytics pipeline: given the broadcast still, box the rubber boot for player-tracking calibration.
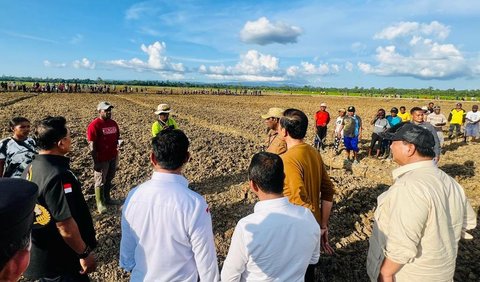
[104,183,124,205]
[95,187,107,213]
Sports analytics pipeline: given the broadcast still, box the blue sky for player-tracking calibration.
[1,0,479,89]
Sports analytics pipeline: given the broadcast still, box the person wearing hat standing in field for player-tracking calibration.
[0,178,38,281]
[333,109,346,155]
[152,103,178,137]
[447,102,466,139]
[367,123,476,282]
[464,104,480,143]
[261,107,287,155]
[314,103,331,151]
[337,106,363,164]
[426,105,448,146]
[87,101,121,213]
[24,116,97,281]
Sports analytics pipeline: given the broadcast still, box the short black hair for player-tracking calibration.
[8,117,30,132]
[400,106,406,110]
[34,116,68,150]
[151,129,189,170]
[248,152,284,194]
[280,108,308,139]
[0,233,30,270]
[410,106,423,114]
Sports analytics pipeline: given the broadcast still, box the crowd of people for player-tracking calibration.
[0,99,478,282]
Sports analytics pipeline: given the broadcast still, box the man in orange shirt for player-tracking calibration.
[280,108,335,281]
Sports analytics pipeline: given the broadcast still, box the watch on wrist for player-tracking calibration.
[78,245,92,259]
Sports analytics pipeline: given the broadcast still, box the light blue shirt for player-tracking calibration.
[120,172,219,281]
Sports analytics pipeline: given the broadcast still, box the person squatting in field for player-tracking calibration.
[0,117,37,178]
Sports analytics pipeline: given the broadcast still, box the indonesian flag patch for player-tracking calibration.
[63,183,73,194]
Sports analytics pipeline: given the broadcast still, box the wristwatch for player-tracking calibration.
[78,245,92,259]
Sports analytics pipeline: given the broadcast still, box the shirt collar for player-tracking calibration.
[254,197,289,213]
[392,160,435,180]
[151,171,189,186]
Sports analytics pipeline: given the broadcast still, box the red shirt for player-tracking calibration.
[87,118,120,162]
[315,111,331,127]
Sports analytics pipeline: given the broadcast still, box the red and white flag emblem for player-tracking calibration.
[63,183,73,194]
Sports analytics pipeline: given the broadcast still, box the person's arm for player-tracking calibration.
[447,112,452,122]
[56,218,96,274]
[379,257,404,282]
[358,117,363,139]
[221,223,247,282]
[190,200,219,282]
[462,199,477,239]
[319,161,335,254]
[282,157,312,210]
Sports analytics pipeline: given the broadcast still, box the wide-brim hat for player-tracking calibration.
[155,103,171,115]
[261,107,284,119]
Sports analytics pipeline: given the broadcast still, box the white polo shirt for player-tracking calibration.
[120,172,219,281]
[221,197,320,282]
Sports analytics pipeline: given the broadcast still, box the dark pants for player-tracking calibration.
[39,273,90,282]
[449,124,462,137]
[315,126,328,149]
[305,264,316,282]
[369,133,383,152]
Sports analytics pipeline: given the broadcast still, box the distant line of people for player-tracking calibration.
[0,100,478,282]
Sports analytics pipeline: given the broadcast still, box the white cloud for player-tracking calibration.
[359,21,475,80]
[351,42,367,53]
[240,17,302,45]
[106,41,184,73]
[234,50,279,74]
[345,61,354,72]
[374,21,450,40]
[206,74,285,82]
[72,58,95,69]
[125,3,149,20]
[286,66,299,77]
[69,34,83,44]
[43,60,66,68]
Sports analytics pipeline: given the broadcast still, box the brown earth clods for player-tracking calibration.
[1,92,479,282]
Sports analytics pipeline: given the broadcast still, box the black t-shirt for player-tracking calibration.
[23,154,97,279]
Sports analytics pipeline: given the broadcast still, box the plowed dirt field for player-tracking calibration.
[2,92,478,281]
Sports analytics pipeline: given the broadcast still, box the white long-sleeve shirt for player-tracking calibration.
[221,197,320,282]
[120,172,219,281]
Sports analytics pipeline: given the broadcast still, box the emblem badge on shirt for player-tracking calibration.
[33,204,51,228]
[63,183,73,194]
[102,127,118,135]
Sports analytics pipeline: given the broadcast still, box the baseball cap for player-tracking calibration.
[97,101,114,111]
[390,107,399,113]
[380,122,435,149]
[347,106,355,112]
[0,178,38,247]
[155,104,171,115]
[320,102,327,107]
[261,107,284,119]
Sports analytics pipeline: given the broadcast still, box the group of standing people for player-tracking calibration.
[0,99,478,282]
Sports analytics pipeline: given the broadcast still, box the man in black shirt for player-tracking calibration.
[23,116,97,281]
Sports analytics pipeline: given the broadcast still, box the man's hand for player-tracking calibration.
[79,252,97,274]
[321,227,335,255]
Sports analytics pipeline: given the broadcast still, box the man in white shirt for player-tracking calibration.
[367,123,476,282]
[464,104,480,143]
[120,129,219,281]
[221,152,320,282]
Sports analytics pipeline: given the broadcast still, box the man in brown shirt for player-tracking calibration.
[261,108,287,155]
[279,108,335,281]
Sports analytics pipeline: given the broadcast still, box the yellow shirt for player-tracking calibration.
[449,109,465,125]
[281,143,335,224]
[397,112,411,122]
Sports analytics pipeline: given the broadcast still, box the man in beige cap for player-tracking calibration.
[261,108,287,155]
[152,103,178,137]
